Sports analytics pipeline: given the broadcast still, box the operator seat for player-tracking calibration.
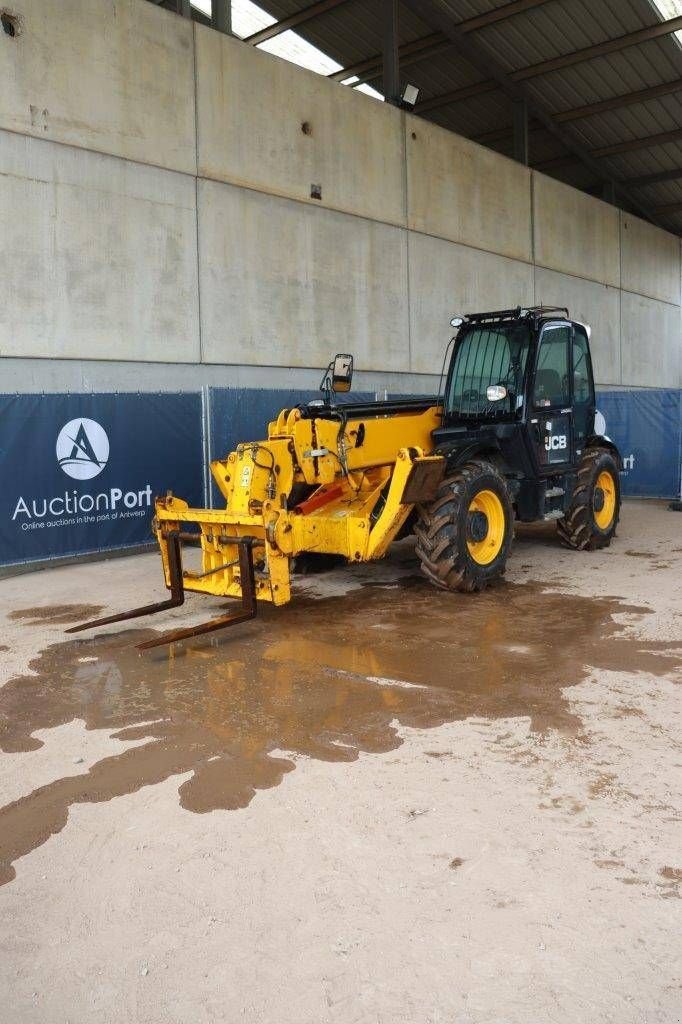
[534,368,563,406]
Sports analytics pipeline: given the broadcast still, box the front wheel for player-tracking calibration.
[415,459,514,593]
[557,447,621,550]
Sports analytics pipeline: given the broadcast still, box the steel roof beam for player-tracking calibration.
[418,80,498,113]
[401,0,665,228]
[330,0,549,85]
[653,201,682,214]
[329,32,442,82]
[457,0,552,32]
[413,19,682,114]
[533,127,682,172]
[331,34,450,84]
[474,78,682,146]
[553,77,682,122]
[212,0,231,34]
[245,0,350,46]
[532,155,575,172]
[592,127,682,158]
[513,98,529,164]
[625,167,682,187]
[383,0,400,106]
[512,15,682,81]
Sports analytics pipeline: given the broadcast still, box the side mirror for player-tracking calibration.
[331,353,353,393]
[486,384,508,402]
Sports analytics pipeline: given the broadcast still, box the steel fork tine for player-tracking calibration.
[135,540,257,650]
[65,532,185,634]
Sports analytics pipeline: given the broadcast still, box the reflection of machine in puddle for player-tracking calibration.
[0,580,677,884]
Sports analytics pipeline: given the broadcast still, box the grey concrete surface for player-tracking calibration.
[0,0,196,174]
[406,115,533,263]
[0,358,440,396]
[408,232,533,374]
[198,181,410,371]
[0,130,200,364]
[620,291,681,388]
[196,26,405,226]
[533,173,621,288]
[621,214,682,307]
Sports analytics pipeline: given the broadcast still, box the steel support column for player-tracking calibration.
[513,98,529,164]
[382,0,400,106]
[212,0,231,34]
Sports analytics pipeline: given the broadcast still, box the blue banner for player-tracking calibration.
[0,393,204,566]
[596,389,681,498]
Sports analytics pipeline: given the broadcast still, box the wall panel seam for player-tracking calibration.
[0,126,198,188]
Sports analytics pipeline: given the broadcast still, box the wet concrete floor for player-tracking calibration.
[0,576,678,885]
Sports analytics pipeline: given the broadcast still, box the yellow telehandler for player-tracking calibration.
[69,307,621,649]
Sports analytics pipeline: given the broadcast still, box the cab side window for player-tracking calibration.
[533,326,570,407]
[572,327,594,408]
[572,325,595,449]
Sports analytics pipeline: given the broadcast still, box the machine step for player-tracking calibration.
[544,486,565,498]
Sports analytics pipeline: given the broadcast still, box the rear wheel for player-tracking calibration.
[415,459,513,593]
[557,447,621,550]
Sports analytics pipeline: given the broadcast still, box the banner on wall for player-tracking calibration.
[0,393,205,566]
[595,389,681,499]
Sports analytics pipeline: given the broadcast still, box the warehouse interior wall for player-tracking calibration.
[0,0,680,398]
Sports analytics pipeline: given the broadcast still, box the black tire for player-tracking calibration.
[557,447,621,550]
[415,459,514,593]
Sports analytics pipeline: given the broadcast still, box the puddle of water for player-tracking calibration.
[0,579,678,885]
[9,604,105,625]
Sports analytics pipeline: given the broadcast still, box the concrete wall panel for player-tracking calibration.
[621,214,681,306]
[534,267,621,385]
[408,233,534,374]
[620,292,680,389]
[533,174,620,287]
[196,27,405,225]
[0,132,199,362]
[406,116,532,263]
[199,181,409,371]
[0,0,195,174]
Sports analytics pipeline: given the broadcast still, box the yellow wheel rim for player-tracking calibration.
[593,470,616,530]
[466,489,505,565]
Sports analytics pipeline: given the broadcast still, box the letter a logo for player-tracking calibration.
[56,418,110,480]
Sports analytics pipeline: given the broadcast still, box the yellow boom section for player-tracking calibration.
[153,403,443,608]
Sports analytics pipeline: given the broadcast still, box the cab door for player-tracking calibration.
[530,322,573,475]
[571,324,596,459]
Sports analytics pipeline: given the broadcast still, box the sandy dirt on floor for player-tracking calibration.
[0,500,680,1024]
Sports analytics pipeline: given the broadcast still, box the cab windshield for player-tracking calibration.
[446,321,531,418]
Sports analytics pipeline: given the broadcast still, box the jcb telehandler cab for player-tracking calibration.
[418,305,621,592]
[69,306,621,649]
